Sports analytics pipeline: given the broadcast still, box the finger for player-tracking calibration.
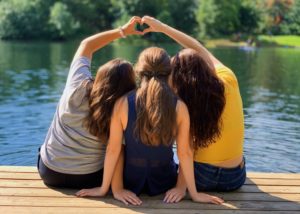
[163,191,171,202]
[76,190,87,197]
[175,195,183,203]
[133,31,144,35]
[169,193,179,203]
[142,28,153,34]
[78,191,88,197]
[172,194,181,203]
[128,193,142,205]
[167,193,176,203]
[130,16,141,24]
[210,197,221,205]
[125,196,139,205]
[141,16,150,24]
[128,194,142,205]
[121,198,129,205]
[214,196,224,204]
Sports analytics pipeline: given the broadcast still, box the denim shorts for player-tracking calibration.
[194,157,246,192]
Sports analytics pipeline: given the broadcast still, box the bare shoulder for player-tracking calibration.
[113,95,128,129]
[113,95,128,115]
[176,99,190,123]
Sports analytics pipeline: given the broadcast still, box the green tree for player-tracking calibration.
[196,0,218,38]
[279,0,300,35]
[239,0,263,35]
[196,0,241,38]
[63,0,117,34]
[48,2,80,39]
[0,0,52,39]
[264,0,294,34]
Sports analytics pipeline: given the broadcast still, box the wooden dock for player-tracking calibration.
[0,166,299,213]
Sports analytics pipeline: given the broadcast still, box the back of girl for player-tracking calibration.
[123,47,178,196]
[38,17,139,189]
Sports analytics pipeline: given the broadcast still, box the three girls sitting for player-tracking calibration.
[39,16,245,205]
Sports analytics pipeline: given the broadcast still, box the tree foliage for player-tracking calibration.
[48,2,79,39]
[0,0,299,40]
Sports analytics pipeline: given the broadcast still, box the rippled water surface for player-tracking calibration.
[0,40,299,172]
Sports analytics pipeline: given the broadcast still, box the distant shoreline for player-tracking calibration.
[204,35,300,48]
[1,35,300,48]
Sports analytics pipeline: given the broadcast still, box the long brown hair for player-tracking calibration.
[171,48,225,148]
[135,47,177,146]
[85,58,136,143]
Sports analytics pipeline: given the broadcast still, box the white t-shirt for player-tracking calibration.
[40,57,106,174]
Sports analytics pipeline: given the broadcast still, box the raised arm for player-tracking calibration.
[141,16,222,68]
[74,16,143,60]
[175,101,223,204]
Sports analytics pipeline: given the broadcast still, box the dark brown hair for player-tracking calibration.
[171,48,225,148]
[135,47,177,146]
[85,58,136,143]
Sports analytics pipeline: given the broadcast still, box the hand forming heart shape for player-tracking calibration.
[135,23,150,32]
[121,16,163,36]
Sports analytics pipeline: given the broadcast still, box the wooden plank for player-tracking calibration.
[1,207,300,214]
[0,196,300,210]
[245,178,300,186]
[0,167,299,179]
[0,166,37,173]
[0,172,41,180]
[1,179,300,193]
[1,172,300,188]
[1,172,300,186]
[0,188,299,202]
[0,207,299,214]
[0,179,47,188]
[247,173,300,179]
[236,185,300,194]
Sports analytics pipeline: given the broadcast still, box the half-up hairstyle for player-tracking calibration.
[171,48,225,149]
[85,58,136,143]
[135,47,177,147]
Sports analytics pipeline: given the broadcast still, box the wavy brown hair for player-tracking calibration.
[135,47,177,147]
[171,48,225,149]
[85,58,136,143]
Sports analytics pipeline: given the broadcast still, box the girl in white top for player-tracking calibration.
[38,17,141,193]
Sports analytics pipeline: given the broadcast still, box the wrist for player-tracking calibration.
[189,190,198,199]
[118,26,126,38]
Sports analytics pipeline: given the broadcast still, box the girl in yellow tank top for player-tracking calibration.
[156,19,246,192]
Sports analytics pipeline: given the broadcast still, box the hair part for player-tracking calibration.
[171,48,225,148]
[134,47,177,146]
[85,58,136,143]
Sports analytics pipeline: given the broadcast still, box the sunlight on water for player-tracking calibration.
[0,41,299,172]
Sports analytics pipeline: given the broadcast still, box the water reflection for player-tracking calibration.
[0,41,299,171]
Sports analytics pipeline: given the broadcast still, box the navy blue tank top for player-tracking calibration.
[123,91,178,196]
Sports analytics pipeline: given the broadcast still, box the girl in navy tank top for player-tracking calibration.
[77,44,224,206]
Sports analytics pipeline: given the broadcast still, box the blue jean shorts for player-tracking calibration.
[194,157,246,192]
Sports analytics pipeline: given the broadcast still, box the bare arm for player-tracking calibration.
[74,16,143,61]
[175,101,223,204]
[111,146,142,205]
[76,97,125,197]
[141,16,222,67]
[163,165,187,203]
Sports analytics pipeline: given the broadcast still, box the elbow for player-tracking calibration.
[177,148,193,161]
[106,143,121,156]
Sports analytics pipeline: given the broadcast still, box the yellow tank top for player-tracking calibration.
[194,65,244,164]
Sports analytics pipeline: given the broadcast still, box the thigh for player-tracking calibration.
[194,162,218,191]
[38,157,67,188]
[65,169,104,189]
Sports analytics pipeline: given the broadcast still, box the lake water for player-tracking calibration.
[0,40,299,172]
